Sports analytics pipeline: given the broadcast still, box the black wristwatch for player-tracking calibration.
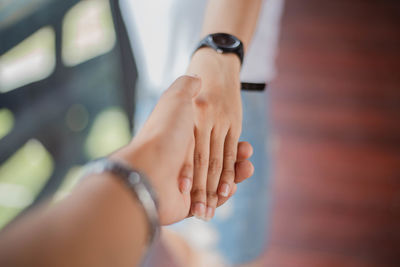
[196,33,244,64]
[194,33,266,91]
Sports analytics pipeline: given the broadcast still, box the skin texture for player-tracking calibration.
[0,76,254,267]
[187,0,263,220]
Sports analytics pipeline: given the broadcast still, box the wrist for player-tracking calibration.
[110,141,155,184]
[82,157,159,244]
[189,47,241,77]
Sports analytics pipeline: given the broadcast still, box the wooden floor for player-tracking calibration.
[265,0,400,266]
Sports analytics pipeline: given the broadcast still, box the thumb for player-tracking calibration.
[138,75,200,157]
[165,75,201,100]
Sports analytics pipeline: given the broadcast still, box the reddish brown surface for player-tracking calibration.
[265,0,400,266]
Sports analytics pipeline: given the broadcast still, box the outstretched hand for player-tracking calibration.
[187,48,244,220]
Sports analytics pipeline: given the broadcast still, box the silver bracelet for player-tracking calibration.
[82,158,160,246]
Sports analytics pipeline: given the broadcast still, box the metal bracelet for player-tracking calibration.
[82,158,160,246]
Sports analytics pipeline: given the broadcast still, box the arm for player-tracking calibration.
[187,0,262,220]
[0,173,149,267]
[0,76,254,267]
[200,0,263,51]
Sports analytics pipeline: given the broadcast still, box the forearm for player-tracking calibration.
[0,173,148,267]
[201,0,263,51]
[188,0,262,87]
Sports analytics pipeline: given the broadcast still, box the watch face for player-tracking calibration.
[210,33,240,49]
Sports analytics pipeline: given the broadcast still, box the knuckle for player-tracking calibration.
[196,112,211,125]
[167,75,200,100]
[176,86,193,99]
[194,96,209,109]
[181,163,193,178]
[206,191,218,205]
[194,152,208,168]
[221,168,235,181]
[229,126,242,137]
[224,151,237,165]
[191,188,206,200]
[174,87,188,98]
[213,125,227,136]
[179,75,199,86]
[208,158,222,174]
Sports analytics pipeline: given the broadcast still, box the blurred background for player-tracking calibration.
[0,0,136,228]
[1,0,400,266]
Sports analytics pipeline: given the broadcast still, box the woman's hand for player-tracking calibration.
[187,48,244,220]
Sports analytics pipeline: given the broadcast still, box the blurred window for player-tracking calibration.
[65,104,90,132]
[0,108,14,140]
[62,0,116,66]
[0,139,54,228]
[53,165,84,202]
[0,0,136,231]
[0,26,55,93]
[85,107,131,159]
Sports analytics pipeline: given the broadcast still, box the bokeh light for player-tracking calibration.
[0,26,55,93]
[0,139,54,228]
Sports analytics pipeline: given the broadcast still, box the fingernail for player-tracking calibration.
[192,202,205,219]
[180,178,191,194]
[187,73,199,78]
[205,207,214,221]
[219,183,230,197]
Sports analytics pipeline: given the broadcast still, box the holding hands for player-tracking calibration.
[0,75,253,267]
[0,2,264,265]
[113,74,253,224]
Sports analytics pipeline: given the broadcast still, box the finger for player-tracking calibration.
[179,135,195,219]
[205,128,227,220]
[218,130,239,198]
[191,126,211,219]
[237,141,253,162]
[235,159,254,183]
[216,183,237,207]
[179,135,195,195]
[212,143,252,209]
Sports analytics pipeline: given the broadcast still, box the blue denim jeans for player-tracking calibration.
[209,90,270,264]
[139,90,270,266]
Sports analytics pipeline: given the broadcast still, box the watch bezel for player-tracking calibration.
[195,32,244,64]
[208,33,241,50]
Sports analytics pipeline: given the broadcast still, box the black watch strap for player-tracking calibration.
[195,33,244,65]
[241,82,267,91]
[194,33,266,91]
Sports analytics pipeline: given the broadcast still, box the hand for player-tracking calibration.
[113,75,253,225]
[187,48,244,220]
[112,76,199,225]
